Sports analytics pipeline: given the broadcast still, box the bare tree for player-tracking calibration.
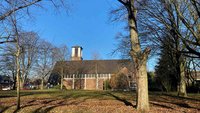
[0,0,68,45]
[0,0,41,45]
[19,32,39,89]
[112,0,197,97]
[0,31,40,90]
[0,44,17,89]
[138,0,200,58]
[172,0,200,57]
[117,0,150,112]
[52,45,69,90]
[135,0,200,97]
[0,0,68,21]
[0,0,41,21]
[0,0,68,110]
[9,14,21,110]
[36,40,54,90]
[92,52,100,90]
[112,32,131,59]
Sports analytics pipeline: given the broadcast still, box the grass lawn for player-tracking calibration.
[0,90,199,113]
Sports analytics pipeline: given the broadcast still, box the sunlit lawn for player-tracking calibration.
[0,89,199,113]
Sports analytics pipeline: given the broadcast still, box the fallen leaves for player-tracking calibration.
[0,90,199,113]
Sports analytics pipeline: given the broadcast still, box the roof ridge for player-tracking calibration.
[59,59,130,62]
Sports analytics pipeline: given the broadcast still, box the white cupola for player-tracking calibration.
[71,46,83,61]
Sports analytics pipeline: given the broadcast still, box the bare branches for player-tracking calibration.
[0,39,16,44]
[141,0,199,58]
[118,0,128,6]
[190,0,200,18]
[0,0,42,21]
[0,0,69,47]
[109,5,127,23]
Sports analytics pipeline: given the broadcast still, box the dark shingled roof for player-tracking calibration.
[52,59,133,74]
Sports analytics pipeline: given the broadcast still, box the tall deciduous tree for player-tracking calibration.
[0,31,40,90]
[19,32,39,89]
[91,51,101,90]
[0,44,17,89]
[9,13,21,110]
[0,0,68,110]
[138,0,199,58]
[136,0,200,96]
[117,0,150,112]
[36,40,54,90]
[52,45,69,90]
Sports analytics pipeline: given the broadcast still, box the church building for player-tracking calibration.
[51,46,135,90]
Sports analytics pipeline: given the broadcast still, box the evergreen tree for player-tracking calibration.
[155,37,178,92]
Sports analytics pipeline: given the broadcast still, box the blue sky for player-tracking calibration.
[23,0,157,71]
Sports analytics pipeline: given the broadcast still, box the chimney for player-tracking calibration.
[71,46,83,61]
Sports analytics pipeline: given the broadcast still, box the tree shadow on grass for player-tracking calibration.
[0,104,16,113]
[62,91,111,100]
[175,103,193,108]
[162,93,200,101]
[0,90,59,99]
[150,95,200,110]
[12,103,39,113]
[4,99,61,113]
[0,95,16,98]
[107,92,135,108]
[150,102,174,109]
[172,102,200,110]
[32,99,86,113]
[0,106,10,113]
[171,102,198,110]
[9,91,94,113]
[41,99,57,104]
[1,90,140,112]
[31,92,117,113]
[32,103,64,113]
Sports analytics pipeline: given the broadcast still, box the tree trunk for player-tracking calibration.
[117,0,150,112]
[16,43,21,110]
[41,78,44,90]
[12,74,16,90]
[175,53,187,97]
[178,60,187,97]
[129,17,150,113]
[96,63,98,90]
[60,67,64,90]
[96,74,98,90]
[136,60,149,112]
[20,79,24,90]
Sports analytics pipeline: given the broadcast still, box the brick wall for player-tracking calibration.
[63,78,109,90]
[74,79,85,89]
[85,79,96,90]
[98,79,104,90]
[63,79,72,89]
